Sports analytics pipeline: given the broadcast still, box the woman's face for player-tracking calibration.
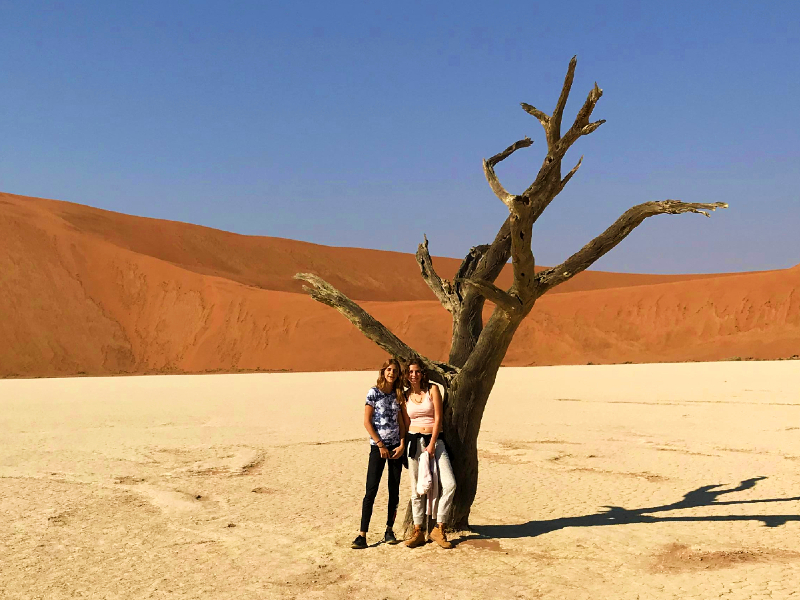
[383,364,398,384]
[407,365,422,385]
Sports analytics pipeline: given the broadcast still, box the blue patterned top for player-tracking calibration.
[365,387,401,446]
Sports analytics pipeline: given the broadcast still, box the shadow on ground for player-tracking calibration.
[473,477,800,540]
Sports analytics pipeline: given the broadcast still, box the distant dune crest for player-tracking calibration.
[1,191,799,378]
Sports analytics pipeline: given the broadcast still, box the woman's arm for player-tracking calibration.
[364,405,389,458]
[391,405,407,459]
[426,384,443,457]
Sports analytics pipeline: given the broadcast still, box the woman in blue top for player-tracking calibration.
[351,358,406,549]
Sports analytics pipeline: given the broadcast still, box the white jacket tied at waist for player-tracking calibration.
[416,450,440,517]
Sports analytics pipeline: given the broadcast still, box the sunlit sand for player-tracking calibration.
[3,361,800,599]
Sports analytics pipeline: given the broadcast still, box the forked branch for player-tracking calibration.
[479,57,609,307]
[445,219,513,367]
[524,103,604,199]
[415,235,459,314]
[294,273,458,386]
[416,236,496,316]
[455,244,491,282]
[535,200,729,295]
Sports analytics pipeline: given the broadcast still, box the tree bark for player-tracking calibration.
[415,219,513,369]
[444,308,524,528]
[441,417,480,530]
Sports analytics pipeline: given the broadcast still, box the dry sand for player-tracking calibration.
[3,361,800,599]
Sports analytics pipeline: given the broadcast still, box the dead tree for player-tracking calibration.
[295,57,726,530]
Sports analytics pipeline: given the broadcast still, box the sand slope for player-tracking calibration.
[1,191,798,378]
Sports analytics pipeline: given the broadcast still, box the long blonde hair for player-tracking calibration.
[376,358,405,406]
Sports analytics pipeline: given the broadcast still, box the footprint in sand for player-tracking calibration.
[173,447,265,477]
[138,485,220,514]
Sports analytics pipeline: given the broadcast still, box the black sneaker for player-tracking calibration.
[351,535,367,549]
[383,528,400,545]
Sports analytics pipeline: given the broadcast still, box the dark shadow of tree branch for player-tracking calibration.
[472,477,800,540]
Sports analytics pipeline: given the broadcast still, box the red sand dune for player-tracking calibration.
[1,191,798,378]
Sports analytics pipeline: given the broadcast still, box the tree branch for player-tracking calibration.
[456,278,521,313]
[472,217,512,281]
[520,103,549,133]
[294,273,458,385]
[535,200,729,296]
[446,219,512,368]
[486,137,533,167]
[555,83,604,154]
[523,70,605,211]
[550,55,577,145]
[455,244,490,282]
[415,235,458,313]
[483,161,516,208]
[509,211,537,301]
[558,155,583,193]
[483,138,533,210]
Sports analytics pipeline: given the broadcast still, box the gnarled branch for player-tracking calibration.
[415,235,458,314]
[483,160,516,208]
[455,244,491,282]
[486,137,533,167]
[415,236,494,318]
[472,217,512,281]
[522,61,605,202]
[483,137,533,210]
[456,278,521,314]
[508,210,537,302]
[535,200,729,296]
[558,156,583,193]
[475,58,610,312]
[550,55,577,144]
[294,273,458,386]
[554,82,604,156]
[520,103,549,132]
[446,219,513,368]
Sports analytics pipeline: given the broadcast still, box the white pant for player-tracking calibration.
[408,438,457,525]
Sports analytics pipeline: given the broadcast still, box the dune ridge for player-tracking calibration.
[1,191,798,378]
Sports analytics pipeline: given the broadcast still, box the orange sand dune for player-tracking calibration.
[8,193,733,300]
[1,191,798,378]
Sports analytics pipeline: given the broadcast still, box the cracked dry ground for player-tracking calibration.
[2,361,800,599]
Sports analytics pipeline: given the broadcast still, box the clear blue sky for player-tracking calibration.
[2,1,798,273]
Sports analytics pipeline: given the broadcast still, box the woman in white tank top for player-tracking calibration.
[401,358,457,549]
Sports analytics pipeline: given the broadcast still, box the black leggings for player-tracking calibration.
[360,444,402,532]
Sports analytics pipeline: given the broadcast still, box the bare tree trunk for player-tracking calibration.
[447,297,484,368]
[442,417,480,530]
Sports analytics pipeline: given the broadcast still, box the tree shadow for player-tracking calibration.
[471,477,800,540]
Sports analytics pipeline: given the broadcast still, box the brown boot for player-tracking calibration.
[405,526,426,548]
[429,525,453,549]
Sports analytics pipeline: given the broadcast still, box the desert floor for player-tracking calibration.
[2,361,800,599]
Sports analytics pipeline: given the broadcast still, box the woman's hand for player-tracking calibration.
[425,442,436,457]
[378,445,390,459]
[391,444,405,459]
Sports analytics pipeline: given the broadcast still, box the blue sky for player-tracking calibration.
[2,0,798,273]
